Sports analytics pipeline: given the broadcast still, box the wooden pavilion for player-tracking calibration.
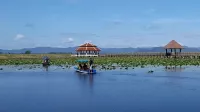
[164,40,183,58]
[74,43,101,57]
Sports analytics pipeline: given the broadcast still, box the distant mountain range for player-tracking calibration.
[0,46,200,54]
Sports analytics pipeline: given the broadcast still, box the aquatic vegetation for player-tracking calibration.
[1,54,200,67]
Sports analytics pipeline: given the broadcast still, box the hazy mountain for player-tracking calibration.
[0,46,200,54]
[0,47,76,54]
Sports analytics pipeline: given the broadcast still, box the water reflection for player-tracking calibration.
[43,66,49,71]
[89,74,93,88]
[165,66,185,72]
[77,73,88,81]
[76,73,94,93]
[163,66,186,89]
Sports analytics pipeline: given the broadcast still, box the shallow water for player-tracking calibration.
[0,66,200,112]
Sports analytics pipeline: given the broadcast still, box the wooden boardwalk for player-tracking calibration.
[100,52,200,58]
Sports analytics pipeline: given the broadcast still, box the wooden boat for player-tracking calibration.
[74,59,97,74]
[42,56,50,66]
[42,62,50,66]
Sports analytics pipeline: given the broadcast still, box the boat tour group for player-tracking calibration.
[42,56,97,74]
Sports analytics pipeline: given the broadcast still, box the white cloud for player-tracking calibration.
[68,38,74,43]
[62,37,74,43]
[14,34,25,40]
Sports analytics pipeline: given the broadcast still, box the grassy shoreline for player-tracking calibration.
[0,54,200,66]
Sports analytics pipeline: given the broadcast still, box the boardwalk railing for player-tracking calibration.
[99,52,200,58]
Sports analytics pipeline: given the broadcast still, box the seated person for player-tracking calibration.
[45,59,49,63]
[79,64,83,70]
[83,63,88,70]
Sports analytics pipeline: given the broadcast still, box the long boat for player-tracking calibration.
[74,59,97,74]
[74,66,96,74]
[42,56,50,66]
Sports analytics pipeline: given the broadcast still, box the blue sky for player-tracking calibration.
[1,0,200,49]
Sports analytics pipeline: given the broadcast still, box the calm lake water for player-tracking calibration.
[0,66,200,112]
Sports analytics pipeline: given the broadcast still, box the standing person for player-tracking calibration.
[89,58,93,67]
[89,58,93,73]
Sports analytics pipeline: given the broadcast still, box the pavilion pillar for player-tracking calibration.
[175,49,177,58]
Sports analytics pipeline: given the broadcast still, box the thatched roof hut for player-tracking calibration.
[164,40,183,58]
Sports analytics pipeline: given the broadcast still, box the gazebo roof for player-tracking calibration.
[164,40,183,49]
[76,43,101,51]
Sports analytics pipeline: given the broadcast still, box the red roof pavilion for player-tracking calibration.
[76,43,101,51]
[75,43,101,57]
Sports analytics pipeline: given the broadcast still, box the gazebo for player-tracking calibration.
[164,40,183,58]
[74,43,101,57]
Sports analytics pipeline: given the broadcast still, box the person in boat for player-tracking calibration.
[89,58,93,73]
[79,64,83,70]
[42,56,50,66]
[89,58,93,67]
[83,63,88,70]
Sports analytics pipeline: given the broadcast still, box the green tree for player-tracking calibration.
[25,50,31,54]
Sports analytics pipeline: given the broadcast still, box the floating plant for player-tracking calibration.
[0,55,200,67]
